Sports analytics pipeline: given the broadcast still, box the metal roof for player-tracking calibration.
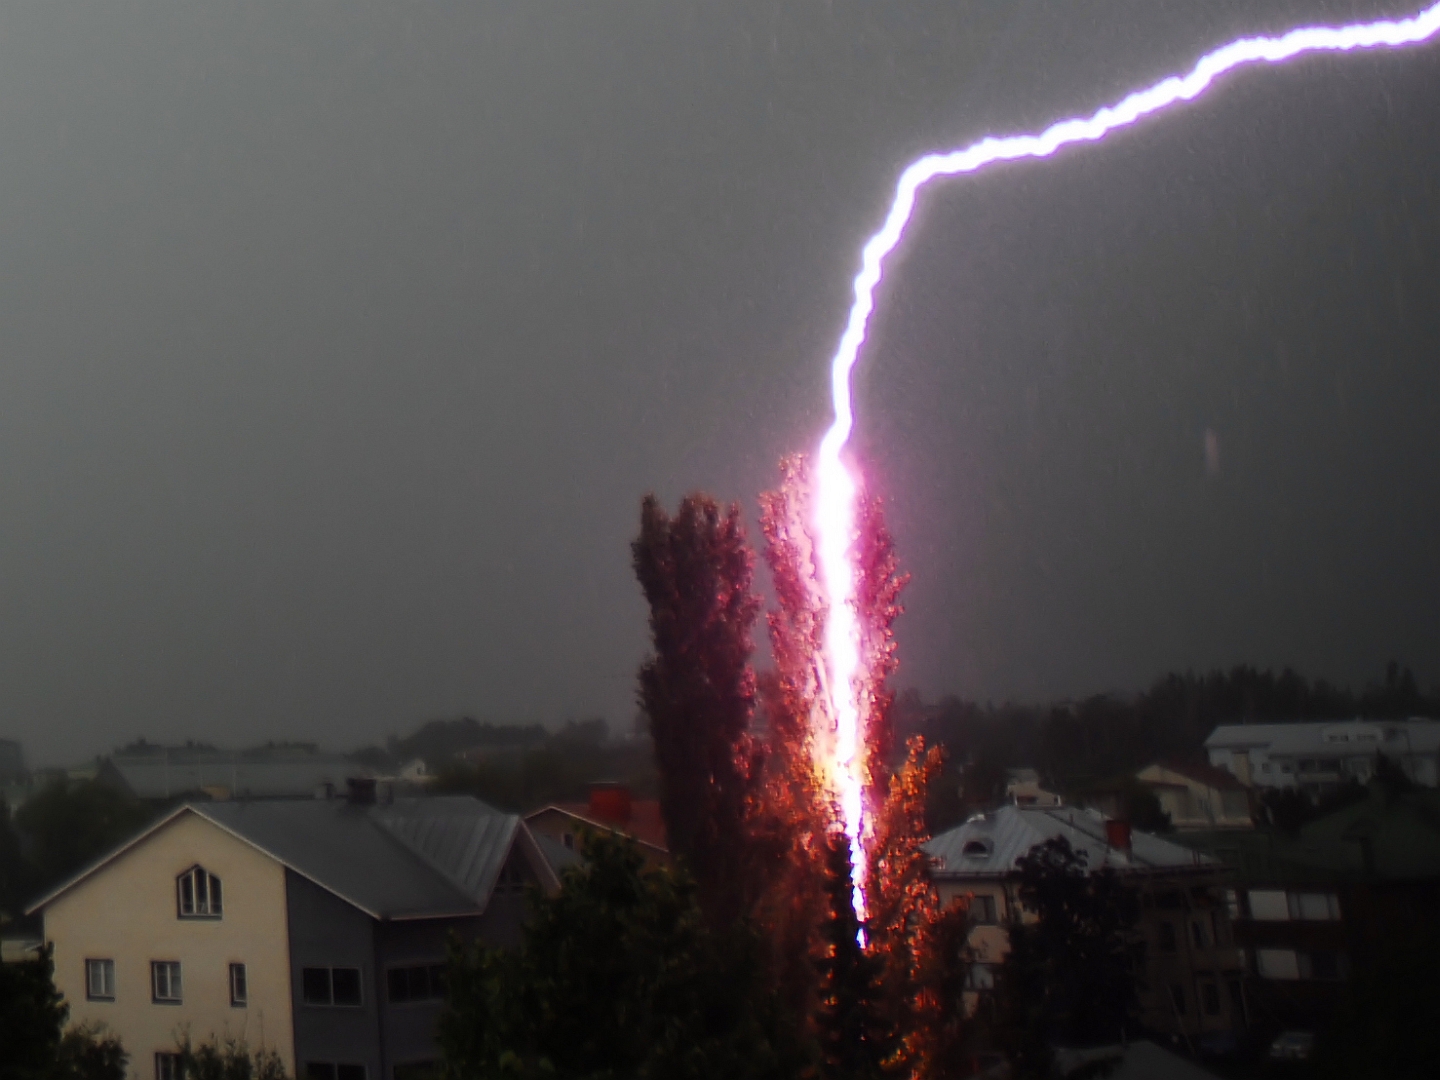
[29,795,534,920]
[101,754,364,799]
[924,805,1217,878]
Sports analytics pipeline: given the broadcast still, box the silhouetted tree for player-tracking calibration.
[14,781,155,897]
[634,493,762,927]
[438,833,800,1080]
[993,837,1140,1078]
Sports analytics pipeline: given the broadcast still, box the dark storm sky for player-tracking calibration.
[2,1,1437,764]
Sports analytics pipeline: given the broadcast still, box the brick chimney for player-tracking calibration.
[588,781,632,827]
[346,777,377,805]
[1105,818,1133,854]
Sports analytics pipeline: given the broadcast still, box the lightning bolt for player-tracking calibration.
[814,2,1440,930]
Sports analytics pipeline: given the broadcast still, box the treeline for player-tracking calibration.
[907,662,1436,829]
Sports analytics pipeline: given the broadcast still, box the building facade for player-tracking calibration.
[1135,762,1253,831]
[29,790,558,1080]
[924,805,1247,1045]
[1205,719,1440,794]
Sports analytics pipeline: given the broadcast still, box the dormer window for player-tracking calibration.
[962,839,994,859]
[177,865,223,918]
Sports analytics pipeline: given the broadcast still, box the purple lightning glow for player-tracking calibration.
[813,2,1440,929]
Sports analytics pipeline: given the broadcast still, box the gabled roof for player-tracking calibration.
[924,805,1216,878]
[1141,760,1249,792]
[28,795,552,920]
[527,800,669,853]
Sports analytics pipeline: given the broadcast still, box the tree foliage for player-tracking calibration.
[13,779,156,896]
[0,946,128,1080]
[437,833,801,1080]
[176,1033,288,1080]
[633,493,763,928]
[993,838,1140,1078]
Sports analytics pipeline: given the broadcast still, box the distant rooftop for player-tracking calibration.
[925,804,1217,877]
[99,752,366,800]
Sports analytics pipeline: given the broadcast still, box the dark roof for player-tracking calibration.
[1176,788,1440,883]
[30,795,552,920]
[100,754,365,799]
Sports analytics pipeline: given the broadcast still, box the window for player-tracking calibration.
[562,832,574,850]
[1191,921,1208,949]
[1223,888,1242,920]
[1169,984,1186,1015]
[1306,950,1346,981]
[152,961,182,1003]
[964,964,996,991]
[155,1052,184,1080]
[393,1063,438,1080]
[230,963,248,1007]
[85,959,115,1001]
[306,1066,366,1080]
[1288,891,1341,921]
[1247,889,1290,921]
[303,967,363,1007]
[970,895,998,924]
[494,859,526,894]
[177,866,223,918]
[1201,981,1221,1016]
[1157,922,1177,953]
[1256,947,1301,980]
[961,839,993,858]
[387,965,446,1003]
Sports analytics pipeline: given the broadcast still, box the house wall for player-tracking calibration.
[936,872,1245,1040]
[43,810,295,1079]
[285,871,383,1080]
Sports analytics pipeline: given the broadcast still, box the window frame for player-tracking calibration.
[230,962,248,1007]
[155,1052,184,1080]
[303,966,364,1008]
[176,865,223,919]
[386,964,447,1005]
[85,958,116,1001]
[151,960,183,1004]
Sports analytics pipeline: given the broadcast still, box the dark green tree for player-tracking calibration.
[176,1034,288,1080]
[993,837,1140,1078]
[15,780,155,892]
[633,493,762,927]
[815,837,885,1080]
[57,1024,128,1080]
[0,797,33,919]
[437,833,799,1080]
[0,944,66,1080]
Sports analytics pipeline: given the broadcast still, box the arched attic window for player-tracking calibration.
[177,865,223,918]
[961,839,994,859]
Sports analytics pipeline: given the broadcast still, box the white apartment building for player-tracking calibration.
[1205,718,1440,793]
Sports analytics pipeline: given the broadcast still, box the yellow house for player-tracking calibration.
[28,788,559,1080]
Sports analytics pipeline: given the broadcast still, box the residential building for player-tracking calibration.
[1134,762,1253,830]
[1176,784,1440,1037]
[525,782,669,868]
[1205,718,1440,794]
[97,748,368,801]
[1004,768,1063,808]
[27,784,558,1080]
[924,805,1246,1044]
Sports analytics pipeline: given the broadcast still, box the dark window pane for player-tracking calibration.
[393,1063,437,1080]
[306,1065,337,1080]
[332,968,363,1006]
[387,968,410,1003]
[210,876,223,915]
[408,967,429,1000]
[1202,983,1220,1016]
[179,873,195,916]
[1170,985,1186,1014]
[336,1066,366,1080]
[1158,922,1177,952]
[1310,951,1340,980]
[303,968,332,1005]
[429,966,446,998]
